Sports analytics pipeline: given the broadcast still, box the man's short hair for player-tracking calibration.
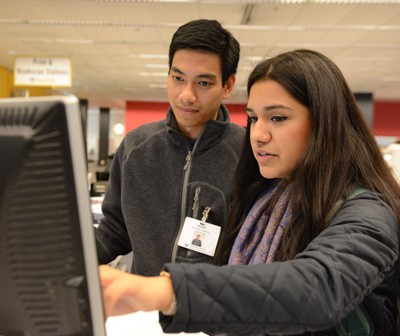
[168,19,240,86]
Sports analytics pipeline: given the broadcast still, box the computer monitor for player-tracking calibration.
[0,96,106,336]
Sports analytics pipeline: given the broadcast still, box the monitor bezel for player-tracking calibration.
[0,95,106,336]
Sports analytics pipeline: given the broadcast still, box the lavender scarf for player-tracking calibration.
[229,181,293,265]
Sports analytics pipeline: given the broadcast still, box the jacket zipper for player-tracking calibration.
[171,150,193,262]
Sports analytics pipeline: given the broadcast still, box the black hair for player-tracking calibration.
[168,19,240,86]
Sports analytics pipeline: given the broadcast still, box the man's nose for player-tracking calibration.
[179,83,197,103]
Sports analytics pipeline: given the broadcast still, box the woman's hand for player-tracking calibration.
[99,265,175,318]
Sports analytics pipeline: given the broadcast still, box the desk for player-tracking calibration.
[106,311,207,336]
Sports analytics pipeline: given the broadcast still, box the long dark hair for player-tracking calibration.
[215,48,400,265]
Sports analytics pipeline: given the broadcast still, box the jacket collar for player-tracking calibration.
[166,104,231,152]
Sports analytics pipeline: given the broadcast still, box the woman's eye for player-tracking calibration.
[271,116,287,122]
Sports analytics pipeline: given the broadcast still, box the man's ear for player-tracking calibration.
[222,74,236,100]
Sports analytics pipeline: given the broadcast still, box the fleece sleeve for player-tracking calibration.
[95,140,132,264]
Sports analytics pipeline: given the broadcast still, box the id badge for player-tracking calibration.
[177,217,221,257]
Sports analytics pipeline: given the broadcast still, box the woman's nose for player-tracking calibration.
[252,121,271,146]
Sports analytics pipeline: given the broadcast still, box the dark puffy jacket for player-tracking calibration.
[160,191,399,335]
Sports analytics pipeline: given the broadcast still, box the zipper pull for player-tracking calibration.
[201,207,211,222]
[183,151,192,170]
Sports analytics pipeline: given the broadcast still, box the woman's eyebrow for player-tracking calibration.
[246,105,292,113]
[265,104,292,111]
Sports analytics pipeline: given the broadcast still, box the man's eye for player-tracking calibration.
[271,116,287,122]
[199,81,211,87]
[248,116,258,123]
[172,75,183,82]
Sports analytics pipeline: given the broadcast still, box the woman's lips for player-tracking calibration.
[256,151,277,163]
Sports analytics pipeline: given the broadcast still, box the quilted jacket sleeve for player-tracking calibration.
[160,192,399,335]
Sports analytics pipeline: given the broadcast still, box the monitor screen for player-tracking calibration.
[0,96,106,336]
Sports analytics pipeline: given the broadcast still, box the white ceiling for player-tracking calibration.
[1,0,400,109]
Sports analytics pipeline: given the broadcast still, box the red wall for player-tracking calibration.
[125,100,400,136]
[372,101,400,137]
[125,101,247,131]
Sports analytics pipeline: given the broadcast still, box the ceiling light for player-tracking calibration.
[52,0,400,3]
[144,64,169,68]
[139,54,168,59]
[139,72,168,76]
[148,84,167,88]
[381,77,400,82]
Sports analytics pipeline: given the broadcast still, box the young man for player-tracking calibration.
[95,19,244,276]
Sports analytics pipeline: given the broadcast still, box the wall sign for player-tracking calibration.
[14,57,72,87]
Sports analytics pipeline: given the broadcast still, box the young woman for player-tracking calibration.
[100,49,400,335]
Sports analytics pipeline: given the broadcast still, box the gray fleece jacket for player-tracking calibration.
[95,105,245,276]
[160,191,400,335]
